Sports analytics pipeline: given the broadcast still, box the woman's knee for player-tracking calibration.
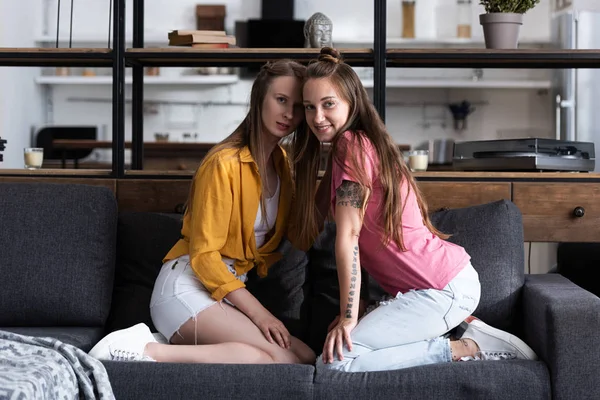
[315,353,349,371]
[296,346,316,365]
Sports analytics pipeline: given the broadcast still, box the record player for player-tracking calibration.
[453,138,595,172]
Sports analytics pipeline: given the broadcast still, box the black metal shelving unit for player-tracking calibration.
[3,0,600,178]
[0,0,125,178]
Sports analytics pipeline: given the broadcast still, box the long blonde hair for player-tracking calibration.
[291,47,448,250]
[186,59,307,216]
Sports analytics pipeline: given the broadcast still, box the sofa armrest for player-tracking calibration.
[523,274,600,400]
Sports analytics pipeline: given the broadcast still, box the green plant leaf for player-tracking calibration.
[480,0,540,13]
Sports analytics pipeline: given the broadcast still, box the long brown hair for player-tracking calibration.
[186,59,306,216]
[292,47,448,250]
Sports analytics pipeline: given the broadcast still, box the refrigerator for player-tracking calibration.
[552,4,600,171]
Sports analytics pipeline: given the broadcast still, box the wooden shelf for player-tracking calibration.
[386,49,600,68]
[0,48,113,67]
[125,48,374,67]
[0,168,111,176]
[35,75,239,85]
[414,171,600,182]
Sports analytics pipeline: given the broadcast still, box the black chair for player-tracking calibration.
[0,137,6,162]
[557,242,600,297]
[35,126,97,168]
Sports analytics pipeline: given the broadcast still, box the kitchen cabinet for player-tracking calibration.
[513,182,600,242]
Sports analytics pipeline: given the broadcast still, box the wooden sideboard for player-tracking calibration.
[2,171,600,242]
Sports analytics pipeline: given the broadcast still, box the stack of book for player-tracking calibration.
[168,30,236,49]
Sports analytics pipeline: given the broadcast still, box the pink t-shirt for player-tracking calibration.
[330,131,470,295]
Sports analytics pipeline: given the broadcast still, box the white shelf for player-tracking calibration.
[361,79,552,89]
[35,75,239,85]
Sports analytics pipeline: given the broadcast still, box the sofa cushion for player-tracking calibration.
[106,212,182,333]
[109,212,309,340]
[314,360,550,400]
[0,183,117,327]
[245,239,310,341]
[306,200,524,353]
[430,200,525,330]
[103,361,314,400]
[1,327,105,352]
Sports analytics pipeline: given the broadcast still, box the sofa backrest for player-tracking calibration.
[0,182,117,327]
[106,212,310,340]
[306,200,525,352]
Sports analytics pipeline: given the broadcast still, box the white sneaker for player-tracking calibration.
[89,323,157,362]
[461,317,538,361]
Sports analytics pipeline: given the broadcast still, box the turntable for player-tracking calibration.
[453,138,595,172]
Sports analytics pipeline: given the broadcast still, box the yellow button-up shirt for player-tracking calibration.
[163,145,293,301]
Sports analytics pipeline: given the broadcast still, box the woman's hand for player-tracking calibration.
[322,318,357,364]
[251,309,291,349]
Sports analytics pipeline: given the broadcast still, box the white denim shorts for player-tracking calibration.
[149,255,246,342]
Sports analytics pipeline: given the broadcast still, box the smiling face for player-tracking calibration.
[261,76,304,141]
[303,77,351,142]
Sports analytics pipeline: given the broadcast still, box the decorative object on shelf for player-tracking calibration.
[479,0,541,49]
[0,137,6,163]
[82,68,96,77]
[303,12,333,48]
[55,67,70,76]
[402,0,416,39]
[23,147,44,170]
[168,29,236,48]
[407,150,429,172]
[182,133,199,143]
[429,139,455,165]
[457,0,472,38]
[145,67,160,76]
[448,100,475,130]
[196,5,226,32]
[154,133,169,142]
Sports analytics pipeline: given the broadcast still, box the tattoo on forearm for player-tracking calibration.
[336,180,364,208]
[345,245,359,319]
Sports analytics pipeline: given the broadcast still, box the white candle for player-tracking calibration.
[24,148,44,169]
[408,151,429,172]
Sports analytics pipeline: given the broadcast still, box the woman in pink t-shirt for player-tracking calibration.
[292,47,538,372]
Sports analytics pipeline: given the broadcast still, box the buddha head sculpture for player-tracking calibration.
[304,12,333,48]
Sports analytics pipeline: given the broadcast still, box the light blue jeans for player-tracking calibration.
[316,262,481,372]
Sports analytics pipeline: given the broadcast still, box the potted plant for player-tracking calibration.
[479,0,541,49]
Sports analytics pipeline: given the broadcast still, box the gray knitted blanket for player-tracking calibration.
[0,330,114,400]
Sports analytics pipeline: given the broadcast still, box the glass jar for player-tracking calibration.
[457,0,472,39]
[402,0,416,39]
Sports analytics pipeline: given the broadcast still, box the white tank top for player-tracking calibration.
[222,176,280,281]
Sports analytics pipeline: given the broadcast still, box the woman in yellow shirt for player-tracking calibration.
[89,60,315,365]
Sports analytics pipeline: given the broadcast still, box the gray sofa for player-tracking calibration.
[0,182,598,400]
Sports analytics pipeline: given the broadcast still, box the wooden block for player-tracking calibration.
[196,5,226,17]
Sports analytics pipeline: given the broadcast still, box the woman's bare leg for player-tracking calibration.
[145,302,315,364]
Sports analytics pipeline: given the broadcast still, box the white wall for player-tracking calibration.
[0,0,45,169]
